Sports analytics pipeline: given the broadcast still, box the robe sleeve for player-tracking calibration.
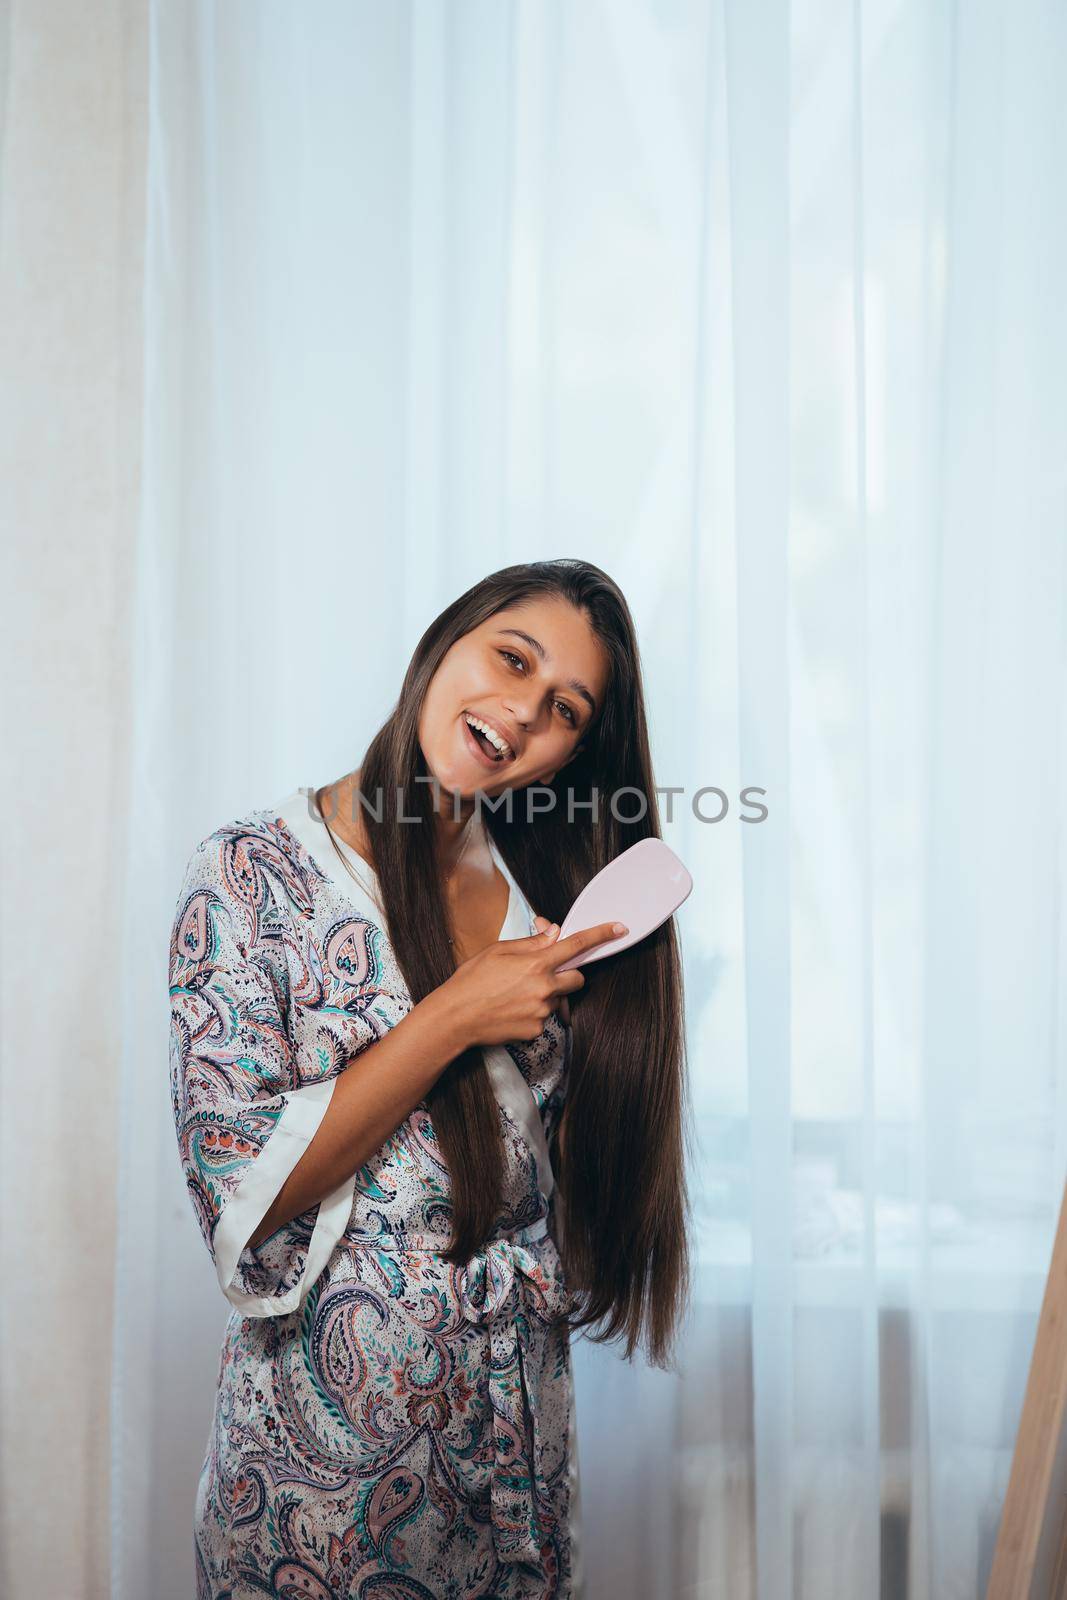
[168,835,359,1318]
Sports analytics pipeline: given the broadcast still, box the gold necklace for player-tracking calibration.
[444,812,481,946]
[315,785,482,946]
[315,789,384,915]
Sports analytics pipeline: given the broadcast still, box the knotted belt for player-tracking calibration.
[343,1213,572,1567]
[453,1214,574,1566]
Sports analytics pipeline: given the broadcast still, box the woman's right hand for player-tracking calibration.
[440,919,627,1048]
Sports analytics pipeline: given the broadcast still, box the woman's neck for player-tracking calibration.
[320,769,486,877]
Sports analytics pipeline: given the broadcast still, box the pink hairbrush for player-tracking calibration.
[551,838,693,972]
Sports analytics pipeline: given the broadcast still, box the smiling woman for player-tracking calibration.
[169,557,691,1599]
[418,597,606,800]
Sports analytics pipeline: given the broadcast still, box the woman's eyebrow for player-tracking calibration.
[498,628,597,717]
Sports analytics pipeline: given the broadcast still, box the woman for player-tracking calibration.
[169,558,691,1599]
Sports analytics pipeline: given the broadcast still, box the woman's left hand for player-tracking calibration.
[532,913,571,1024]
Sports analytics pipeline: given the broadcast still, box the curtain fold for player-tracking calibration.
[0,4,147,1597]
[1,1,1064,1595]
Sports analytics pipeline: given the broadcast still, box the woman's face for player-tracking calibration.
[418,596,611,800]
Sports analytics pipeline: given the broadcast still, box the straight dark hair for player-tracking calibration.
[337,559,691,1370]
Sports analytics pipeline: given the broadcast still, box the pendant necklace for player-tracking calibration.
[316,789,385,916]
[315,785,481,945]
[444,811,482,947]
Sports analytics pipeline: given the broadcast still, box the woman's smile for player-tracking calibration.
[461,711,509,771]
[461,710,519,769]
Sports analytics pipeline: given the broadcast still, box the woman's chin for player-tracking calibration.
[419,755,489,804]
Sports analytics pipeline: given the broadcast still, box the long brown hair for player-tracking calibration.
[347,559,691,1369]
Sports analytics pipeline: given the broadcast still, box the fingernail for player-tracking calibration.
[613,922,628,935]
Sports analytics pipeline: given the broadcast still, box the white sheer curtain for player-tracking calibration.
[3,1,1064,1596]
[0,3,147,1597]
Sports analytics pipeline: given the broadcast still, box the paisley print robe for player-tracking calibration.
[168,787,584,1599]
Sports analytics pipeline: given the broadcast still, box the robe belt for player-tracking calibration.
[344,1214,573,1567]
[454,1215,575,1566]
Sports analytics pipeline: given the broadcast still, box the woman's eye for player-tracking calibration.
[498,648,576,726]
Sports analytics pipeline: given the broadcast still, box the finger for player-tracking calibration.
[521,919,561,945]
[551,919,627,961]
[549,966,587,993]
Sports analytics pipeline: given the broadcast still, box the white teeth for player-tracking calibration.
[465,713,513,760]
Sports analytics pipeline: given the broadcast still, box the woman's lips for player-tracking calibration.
[461,714,506,770]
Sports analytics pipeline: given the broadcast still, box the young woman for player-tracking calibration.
[169,558,691,1599]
